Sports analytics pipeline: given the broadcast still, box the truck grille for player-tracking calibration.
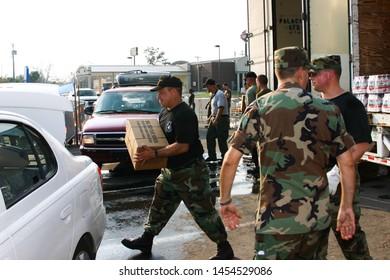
[95,133,126,146]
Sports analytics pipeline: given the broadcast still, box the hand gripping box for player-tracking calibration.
[125,118,168,170]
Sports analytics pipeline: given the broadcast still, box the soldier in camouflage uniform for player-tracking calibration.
[121,75,234,260]
[218,47,357,260]
[310,55,373,259]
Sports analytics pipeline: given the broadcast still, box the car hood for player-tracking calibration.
[83,113,159,132]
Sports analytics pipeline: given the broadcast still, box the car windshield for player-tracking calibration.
[78,89,97,97]
[94,91,161,114]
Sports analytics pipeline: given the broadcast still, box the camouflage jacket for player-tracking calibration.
[229,83,354,234]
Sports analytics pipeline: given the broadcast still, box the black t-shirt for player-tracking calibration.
[159,102,204,168]
[330,92,372,144]
[328,92,372,168]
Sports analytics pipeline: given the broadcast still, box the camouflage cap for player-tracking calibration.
[274,46,314,69]
[311,55,341,73]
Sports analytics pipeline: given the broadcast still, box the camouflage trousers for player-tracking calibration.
[144,160,228,244]
[253,229,329,260]
[316,170,372,259]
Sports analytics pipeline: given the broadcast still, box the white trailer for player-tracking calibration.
[245,0,390,167]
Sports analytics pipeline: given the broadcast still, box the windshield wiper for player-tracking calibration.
[120,109,159,114]
[95,110,118,114]
[96,109,159,114]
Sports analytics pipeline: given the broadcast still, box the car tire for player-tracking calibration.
[72,240,95,260]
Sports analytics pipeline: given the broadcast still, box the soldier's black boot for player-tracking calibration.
[121,232,154,254]
[209,241,234,260]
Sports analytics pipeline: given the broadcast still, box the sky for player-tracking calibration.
[0,0,248,82]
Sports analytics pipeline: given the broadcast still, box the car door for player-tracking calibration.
[0,194,16,259]
[0,121,74,259]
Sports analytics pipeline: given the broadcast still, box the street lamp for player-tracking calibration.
[214,45,220,84]
[11,44,17,81]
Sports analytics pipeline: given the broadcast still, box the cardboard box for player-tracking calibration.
[125,118,168,170]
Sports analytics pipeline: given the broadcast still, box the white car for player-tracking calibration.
[0,110,106,259]
[68,88,99,107]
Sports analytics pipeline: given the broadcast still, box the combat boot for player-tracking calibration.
[209,241,234,260]
[121,232,154,254]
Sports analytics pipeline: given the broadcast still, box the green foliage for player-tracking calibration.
[144,47,169,65]
[0,75,24,83]
[29,71,44,83]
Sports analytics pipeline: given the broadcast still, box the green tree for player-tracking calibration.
[0,75,23,83]
[29,70,44,83]
[144,47,169,65]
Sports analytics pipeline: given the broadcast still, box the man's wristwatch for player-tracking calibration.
[219,198,232,206]
[154,149,159,158]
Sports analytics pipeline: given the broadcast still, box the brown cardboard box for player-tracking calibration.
[125,118,168,170]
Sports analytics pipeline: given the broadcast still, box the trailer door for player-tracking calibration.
[308,0,351,92]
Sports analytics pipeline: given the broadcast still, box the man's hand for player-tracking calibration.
[220,202,241,230]
[134,144,154,163]
[336,206,356,240]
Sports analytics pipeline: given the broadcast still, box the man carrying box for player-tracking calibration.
[121,75,234,260]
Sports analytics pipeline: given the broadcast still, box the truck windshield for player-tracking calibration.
[94,91,161,114]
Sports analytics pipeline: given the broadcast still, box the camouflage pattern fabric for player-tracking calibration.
[274,46,314,69]
[254,229,328,260]
[316,167,373,259]
[144,161,228,243]
[229,83,355,235]
[311,55,341,72]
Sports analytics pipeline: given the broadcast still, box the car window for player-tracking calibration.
[0,122,57,209]
[79,89,97,97]
[94,91,161,113]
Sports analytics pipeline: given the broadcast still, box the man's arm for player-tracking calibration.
[212,107,224,127]
[219,146,243,229]
[241,95,246,113]
[134,142,189,162]
[335,149,356,240]
[350,142,371,163]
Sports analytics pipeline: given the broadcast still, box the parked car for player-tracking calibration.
[0,110,106,259]
[79,71,167,171]
[68,88,99,107]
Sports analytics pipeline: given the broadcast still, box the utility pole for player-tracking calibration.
[11,44,17,81]
[214,45,221,84]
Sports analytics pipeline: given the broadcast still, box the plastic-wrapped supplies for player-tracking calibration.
[353,75,368,109]
[367,75,382,112]
[382,74,390,113]
[353,74,390,112]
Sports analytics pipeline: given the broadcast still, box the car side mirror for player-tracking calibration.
[84,106,94,115]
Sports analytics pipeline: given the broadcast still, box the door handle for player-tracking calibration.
[60,205,72,220]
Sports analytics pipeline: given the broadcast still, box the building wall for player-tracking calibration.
[190,61,243,92]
